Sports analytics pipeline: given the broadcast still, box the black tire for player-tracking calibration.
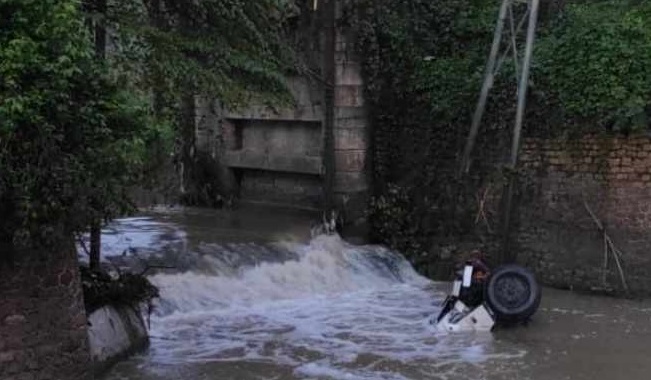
[485,264,541,324]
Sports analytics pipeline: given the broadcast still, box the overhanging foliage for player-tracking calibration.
[0,0,159,254]
[352,0,651,264]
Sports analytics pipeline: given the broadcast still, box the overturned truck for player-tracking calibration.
[433,257,541,332]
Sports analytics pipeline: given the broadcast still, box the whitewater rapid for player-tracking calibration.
[93,211,651,380]
[97,213,528,380]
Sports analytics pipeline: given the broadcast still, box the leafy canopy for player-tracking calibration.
[0,0,160,253]
[537,1,651,131]
[106,0,297,108]
[356,0,651,257]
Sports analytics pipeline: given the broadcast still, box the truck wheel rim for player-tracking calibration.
[494,273,530,310]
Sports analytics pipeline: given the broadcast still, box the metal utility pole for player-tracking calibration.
[502,0,540,263]
[458,0,541,263]
[459,0,511,176]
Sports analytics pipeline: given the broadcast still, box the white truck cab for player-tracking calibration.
[432,261,541,332]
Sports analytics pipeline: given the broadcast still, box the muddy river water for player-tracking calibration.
[95,206,651,380]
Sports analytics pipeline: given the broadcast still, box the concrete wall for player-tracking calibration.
[0,247,90,380]
[88,305,149,374]
[240,170,323,208]
[219,77,326,210]
[193,1,372,224]
[516,135,651,295]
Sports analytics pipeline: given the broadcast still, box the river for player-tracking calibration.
[94,206,651,380]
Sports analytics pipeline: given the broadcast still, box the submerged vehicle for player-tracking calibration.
[433,255,541,332]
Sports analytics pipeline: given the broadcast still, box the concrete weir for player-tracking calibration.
[87,305,149,374]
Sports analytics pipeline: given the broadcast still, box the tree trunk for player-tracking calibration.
[180,91,197,202]
[149,0,166,119]
[94,0,107,59]
[89,221,101,272]
[0,239,91,379]
[88,0,107,273]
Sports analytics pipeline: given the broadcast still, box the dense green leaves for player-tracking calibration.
[356,0,651,259]
[0,0,164,253]
[0,0,299,255]
[105,0,295,109]
[100,0,298,204]
[537,1,651,131]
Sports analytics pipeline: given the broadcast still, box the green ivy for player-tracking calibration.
[0,0,165,255]
[352,0,651,264]
[536,1,651,131]
[101,0,299,205]
[105,0,296,110]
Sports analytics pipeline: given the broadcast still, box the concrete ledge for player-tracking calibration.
[225,105,323,122]
[225,151,323,175]
[88,305,149,375]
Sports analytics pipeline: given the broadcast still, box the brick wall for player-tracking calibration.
[0,245,90,380]
[517,135,651,294]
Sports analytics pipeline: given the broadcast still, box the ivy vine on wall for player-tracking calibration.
[348,0,651,268]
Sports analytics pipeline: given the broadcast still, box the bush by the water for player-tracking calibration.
[80,266,159,314]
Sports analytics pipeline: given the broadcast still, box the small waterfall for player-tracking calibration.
[99,212,527,380]
[149,234,428,317]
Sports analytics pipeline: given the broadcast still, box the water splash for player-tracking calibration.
[101,216,527,380]
[149,235,427,316]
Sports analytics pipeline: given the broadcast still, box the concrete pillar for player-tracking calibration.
[332,5,371,233]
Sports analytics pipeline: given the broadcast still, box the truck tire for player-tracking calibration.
[485,264,541,324]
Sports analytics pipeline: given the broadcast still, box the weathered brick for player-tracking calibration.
[517,135,651,295]
[549,158,562,165]
[0,248,90,380]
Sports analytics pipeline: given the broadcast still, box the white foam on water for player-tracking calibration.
[295,361,411,380]
[149,235,426,316]
[133,234,526,380]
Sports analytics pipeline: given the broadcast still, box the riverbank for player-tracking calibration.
[88,305,149,375]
